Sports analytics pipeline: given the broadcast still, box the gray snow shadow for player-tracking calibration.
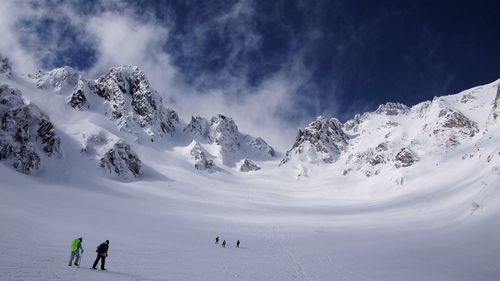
[137,163,172,182]
[76,267,168,281]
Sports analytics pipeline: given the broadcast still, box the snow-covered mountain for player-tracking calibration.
[1,54,500,281]
[0,54,499,182]
[33,65,180,142]
[281,81,500,180]
[0,56,276,179]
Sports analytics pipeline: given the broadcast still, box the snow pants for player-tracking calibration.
[68,250,81,266]
[92,254,106,270]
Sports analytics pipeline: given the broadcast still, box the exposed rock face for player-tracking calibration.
[374,102,410,115]
[240,158,261,172]
[247,137,275,157]
[68,88,89,110]
[95,66,179,139]
[343,113,369,132]
[34,67,81,95]
[0,54,12,78]
[185,115,275,159]
[0,85,61,174]
[184,115,275,166]
[395,148,418,168]
[184,116,211,139]
[34,65,179,141]
[208,114,240,153]
[37,119,61,156]
[281,117,348,165]
[189,142,215,172]
[100,140,141,179]
[422,101,479,148]
[493,84,500,120]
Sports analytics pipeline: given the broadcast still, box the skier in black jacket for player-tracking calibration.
[92,240,109,270]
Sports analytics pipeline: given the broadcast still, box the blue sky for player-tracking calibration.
[1,0,499,147]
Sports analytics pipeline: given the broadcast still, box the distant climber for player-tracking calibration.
[215,236,219,244]
[236,240,240,248]
[92,240,109,270]
[222,240,226,248]
[68,237,83,266]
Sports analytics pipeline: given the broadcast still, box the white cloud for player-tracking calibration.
[0,1,38,73]
[85,12,176,90]
[0,0,321,151]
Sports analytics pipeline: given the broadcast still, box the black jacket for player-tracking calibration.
[96,243,109,255]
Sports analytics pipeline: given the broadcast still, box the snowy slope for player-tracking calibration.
[1,57,500,281]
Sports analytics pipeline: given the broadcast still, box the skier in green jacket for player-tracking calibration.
[68,237,83,266]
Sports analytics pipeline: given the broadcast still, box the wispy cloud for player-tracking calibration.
[0,0,336,150]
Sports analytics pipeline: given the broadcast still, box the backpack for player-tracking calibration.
[69,239,80,252]
[96,243,107,254]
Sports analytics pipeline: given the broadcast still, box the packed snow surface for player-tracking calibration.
[1,63,500,281]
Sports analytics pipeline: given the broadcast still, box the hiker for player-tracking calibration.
[92,240,109,270]
[222,240,226,248]
[68,237,83,266]
[236,240,240,248]
[215,236,219,244]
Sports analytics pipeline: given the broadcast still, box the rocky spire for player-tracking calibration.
[281,116,348,165]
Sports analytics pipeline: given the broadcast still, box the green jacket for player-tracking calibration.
[69,239,81,252]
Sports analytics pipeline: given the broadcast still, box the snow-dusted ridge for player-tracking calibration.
[281,79,500,180]
[0,57,277,178]
[1,54,499,181]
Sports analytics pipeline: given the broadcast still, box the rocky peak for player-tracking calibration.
[208,114,240,153]
[240,158,261,172]
[0,54,12,78]
[426,101,479,147]
[374,102,410,115]
[189,142,216,173]
[247,136,275,157]
[34,66,81,95]
[184,116,211,139]
[281,116,348,165]
[394,148,418,168]
[94,65,179,139]
[343,113,369,132]
[99,140,141,179]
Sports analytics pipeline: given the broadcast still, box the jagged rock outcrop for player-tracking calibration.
[189,142,216,172]
[0,54,12,78]
[100,140,141,179]
[281,117,348,165]
[246,136,275,157]
[343,113,369,132]
[0,85,61,174]
[37,119,61,156]
[185,115,275,160]
[422,101,479,148]
[344,148,387,177]
[184,116,211,139]
[95,66,179,140]
[240,158,261,172]
[493,84,500,120]
[374,102,410,115]
[68,89,88,110]
[394,148,418,168]
[208,114,240,153]
[34,67,81,95]
[33,66,179,141]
